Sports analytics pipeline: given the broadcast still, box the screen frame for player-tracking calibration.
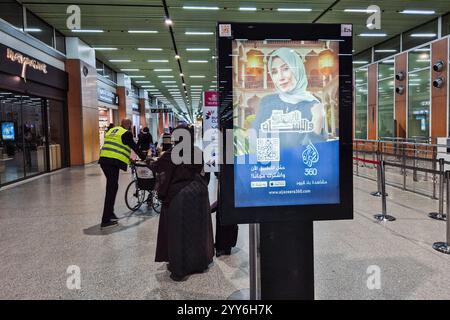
[217,22,353,224]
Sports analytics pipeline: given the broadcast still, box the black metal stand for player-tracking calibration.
[259,220,314,300]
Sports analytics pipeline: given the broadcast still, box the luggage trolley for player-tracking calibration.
[124,160,161,213]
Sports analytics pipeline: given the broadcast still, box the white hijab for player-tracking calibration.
[268,48,319,105]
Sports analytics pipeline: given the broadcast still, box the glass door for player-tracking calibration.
[21,95,47,177]
[0,92,24,184]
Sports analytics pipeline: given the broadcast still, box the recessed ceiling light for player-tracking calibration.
[175,55,180,60]
[186,48,210,52]
[344,8,377,13]
[109,59,131,62]
[183,6,219,10]
[374,49,397,53]
[179,73,184,77]
[121,69,139,71]
[188,60,208,63]
[277,8,312,12]
[93,47,118,51]
[148,60,169,63]
[71,29,104,33]
[128,30,158,33]
[411,33,436,38]
[400,10,435,15]
[165,18,173,25]
[358,33,387,37]
[185,31,214,35]
[137,48,163,51]
[239,7,257,11]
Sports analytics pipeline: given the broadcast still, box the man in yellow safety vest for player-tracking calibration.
[99,118,147,229]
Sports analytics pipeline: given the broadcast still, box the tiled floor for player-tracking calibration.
[0,164,449,299]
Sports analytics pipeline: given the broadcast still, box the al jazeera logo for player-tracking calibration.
[302,142,319,176]
[6,48,48,82]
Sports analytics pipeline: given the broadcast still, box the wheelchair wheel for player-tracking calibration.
[125,180,146,211]
[151,190,161,213]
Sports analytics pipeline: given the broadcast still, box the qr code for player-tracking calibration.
[257,138,280,162]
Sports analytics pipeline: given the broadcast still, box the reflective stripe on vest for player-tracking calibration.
[99,126,132,165]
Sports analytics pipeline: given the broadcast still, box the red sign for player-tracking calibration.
[204,91,218,107]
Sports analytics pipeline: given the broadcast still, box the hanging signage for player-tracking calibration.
[218,23,353,224]
[150,108,172,113]
[0,44,67,90]
[203,91,219,172]
[204,91,219,107]
[97,87,118,105]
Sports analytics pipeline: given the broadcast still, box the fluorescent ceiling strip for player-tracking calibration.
[358,33,387,37]
[185,32,214,35]
[353,61,368,64]
[410,33,436,37]
[94,47,117,50]
[162,81,176,83]
[135,81,151,83]
[128,75,145,78]
[186,48,210,51]
[400,10,435,15]
[344,8,377,13]
[141,85,155,88]
[148,60,169,62]
[121,69,139,71]
[158,75,174,78]
[24,28,42,32]
[128,30,158,33]
[71,29,103,33]
[239,7,257,11]
[154,69,172,72]
[190,76,205,78]
[183,6,219,10]
[138,48,163,51]
[375,49,397,53]
[109,59,131,62]
[188,60,208,63]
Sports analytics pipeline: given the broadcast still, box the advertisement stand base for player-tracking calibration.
[260,220,314,300]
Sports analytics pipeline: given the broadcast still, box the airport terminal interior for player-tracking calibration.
[0,0,450,300]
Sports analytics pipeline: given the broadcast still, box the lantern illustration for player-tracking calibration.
[318,48,337,76]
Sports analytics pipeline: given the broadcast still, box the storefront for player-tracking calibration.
[97,85,119,146]
[0,43,68,186]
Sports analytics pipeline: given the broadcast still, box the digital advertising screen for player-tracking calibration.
[218,23,353,224]
[2,122,15,141]
[232,40,340,208]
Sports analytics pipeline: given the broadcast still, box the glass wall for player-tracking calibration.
[408,45,431,139]
[403,19,438,51]
[97,60,117,83]
[355,68,368,139]
[378,60,395,138]
[374,36,401,62]
[0,1,65,53]
[0,0,23,30]
[0,92,48,185]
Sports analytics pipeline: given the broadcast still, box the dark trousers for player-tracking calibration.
[100,163,120,223]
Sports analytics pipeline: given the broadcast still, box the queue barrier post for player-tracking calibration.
[429,158,447,221]
[374,160,396,222]
[432,170,450,254]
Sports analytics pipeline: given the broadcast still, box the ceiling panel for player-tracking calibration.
[16,0,450,120]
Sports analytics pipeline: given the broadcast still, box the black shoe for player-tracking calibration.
[170,273,188,282]
[216,249,232,257]
[101,220,118,229]
[110,214,119,221]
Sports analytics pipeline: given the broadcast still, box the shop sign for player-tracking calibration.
[97,87,118,105]
[6,48,48,82]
